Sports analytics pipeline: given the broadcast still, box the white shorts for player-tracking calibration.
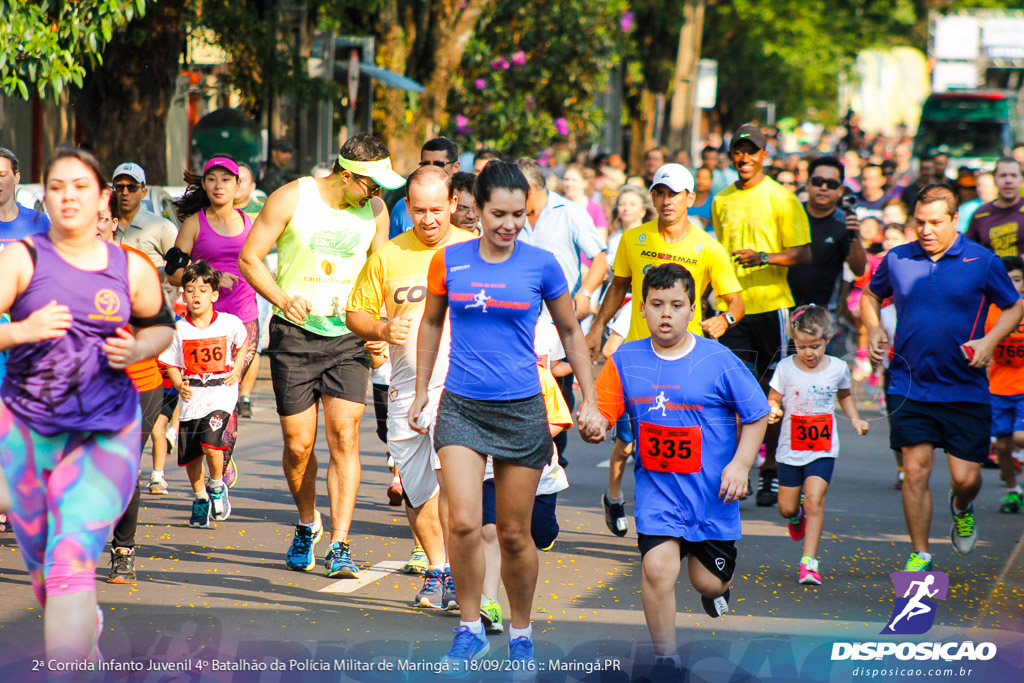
[609,301,631,339]
[387,388,441,508]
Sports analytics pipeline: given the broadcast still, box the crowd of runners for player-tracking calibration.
[1,122,1023,680]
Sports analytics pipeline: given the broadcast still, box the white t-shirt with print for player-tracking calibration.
[769,355,851,466]
[159,312,247,421]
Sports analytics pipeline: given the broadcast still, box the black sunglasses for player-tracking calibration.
[353,175,382,196]
[809,177,842,190]
[418,160,451,168]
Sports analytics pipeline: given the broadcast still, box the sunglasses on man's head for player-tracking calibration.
[809,177,842,190]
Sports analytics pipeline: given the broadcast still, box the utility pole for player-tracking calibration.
[667,0,705,157]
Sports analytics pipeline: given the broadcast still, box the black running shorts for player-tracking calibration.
[637,533,738,582]
[267,317,371,416]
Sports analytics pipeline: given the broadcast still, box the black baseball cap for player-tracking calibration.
[730,125,767,151]
[270,138,293,153]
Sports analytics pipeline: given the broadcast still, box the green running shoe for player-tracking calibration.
[903,552,933,572]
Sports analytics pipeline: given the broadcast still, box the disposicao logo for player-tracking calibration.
[883,571,947,635]
[830,571,997,663]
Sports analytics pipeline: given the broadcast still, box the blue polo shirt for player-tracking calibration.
[388,199,413,239]
[517,190,606,296]
[869,234,1019,404]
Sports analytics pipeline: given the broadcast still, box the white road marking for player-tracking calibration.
[597,459,610,468]
[319,560,407,593]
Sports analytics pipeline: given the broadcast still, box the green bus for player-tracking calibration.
[914,89,1024,173]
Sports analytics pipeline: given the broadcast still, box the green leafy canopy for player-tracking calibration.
[0,0,149,99]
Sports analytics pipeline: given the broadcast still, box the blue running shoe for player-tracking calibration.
[415,568,445,608]
[440,626,489,678]
[443,567,458,610]
[507,636,537,682]
[208,484,231,521]
[285,512,322,571]
[189,497,211,528]
[325,541,359,578]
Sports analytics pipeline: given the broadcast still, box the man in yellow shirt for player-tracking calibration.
[347,165,475,611]
[713,124,811,507]
[586,163,744,536]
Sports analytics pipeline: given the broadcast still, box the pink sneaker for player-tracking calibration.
[755,443,766,468]
[387,478,404,506]
[787,507,806,541]
[798,557,821,585]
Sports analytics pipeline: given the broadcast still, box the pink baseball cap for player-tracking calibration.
[203,156,240,176]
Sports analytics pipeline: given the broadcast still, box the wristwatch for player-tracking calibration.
[723,312,737,326]
[758,251,770,266]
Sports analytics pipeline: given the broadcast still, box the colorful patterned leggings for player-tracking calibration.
[0,406,140,605]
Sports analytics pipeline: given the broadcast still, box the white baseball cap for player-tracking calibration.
[113,162,146,185]
[649,163,695,193]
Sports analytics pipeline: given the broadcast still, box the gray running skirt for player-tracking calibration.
[433,390,553,470]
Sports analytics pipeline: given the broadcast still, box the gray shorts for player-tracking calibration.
[434,390,552,470]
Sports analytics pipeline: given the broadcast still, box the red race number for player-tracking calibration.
[638,423,702,474]
[790,414,833,451]
[995,340,1024,368]
[182,337,229,375]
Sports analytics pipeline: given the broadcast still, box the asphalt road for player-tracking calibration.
[1,376,1022,682]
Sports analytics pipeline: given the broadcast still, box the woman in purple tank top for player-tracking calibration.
[0,146,172,662]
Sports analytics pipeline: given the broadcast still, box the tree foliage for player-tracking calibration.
[71,0,187,185]
[445,0,628,155]
[702,0,1018,131]
[190,0,332,122]
[0,0,151,99]
[318,0,492,165]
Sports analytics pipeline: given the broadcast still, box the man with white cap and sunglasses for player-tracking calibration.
[586,163,745,537]
[239,133,404,579]
[110,162,178,270]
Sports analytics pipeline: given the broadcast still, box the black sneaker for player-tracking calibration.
[238,397,253,419]
[755,471,778,507]
[701,589,730,618]
[107,547,137,584]
[602,493,628,537]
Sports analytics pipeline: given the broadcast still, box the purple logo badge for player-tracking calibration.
[882,571,948,635]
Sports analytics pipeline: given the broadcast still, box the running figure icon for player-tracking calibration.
[466,289,489,313]
[886,574,938,632]
[647,391,669,417]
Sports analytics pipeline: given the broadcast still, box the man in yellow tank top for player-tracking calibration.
[239,134,404,578]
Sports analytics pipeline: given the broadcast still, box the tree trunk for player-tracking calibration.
[70,1,187,185]
[667,0,704,155]
[629,89,659,176]
[374,0,492,171]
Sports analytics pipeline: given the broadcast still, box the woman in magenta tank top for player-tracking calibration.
[0,146,172,662]
[167,156,260,486]
[168,156,258,329]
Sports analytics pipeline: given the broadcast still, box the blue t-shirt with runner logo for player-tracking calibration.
[596,335,770,541]
[427,239,567,401]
